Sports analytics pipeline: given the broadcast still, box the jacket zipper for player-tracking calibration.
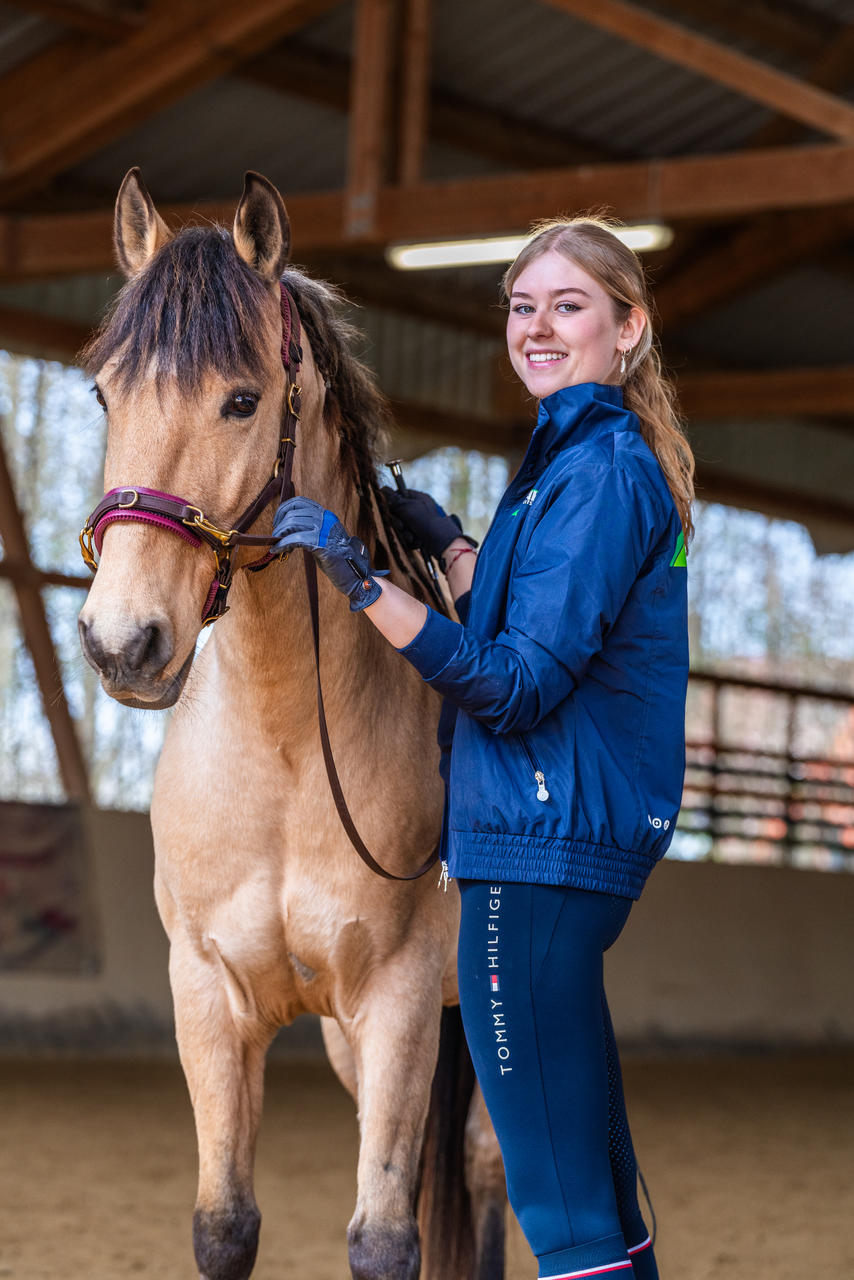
[518,737,549,802]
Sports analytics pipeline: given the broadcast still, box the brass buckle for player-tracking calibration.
[183,506,238,547]
[287,383,301,417]
[79,525,97,572]
[117,489,139,508]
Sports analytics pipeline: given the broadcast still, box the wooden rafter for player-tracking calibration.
[0,424,91,801]
[6,0,140,39]
[541,0,854,142]
[676,366,854,420]
[245,42,609,169]
[656,207,854,327]
[752,23,854,148]
[346,0,395,238]
[0,0,341,201]
[396,0,431,187]
[653,0,836,61]
[8,142,854,279]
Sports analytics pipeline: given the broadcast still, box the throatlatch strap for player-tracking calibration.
[302,551,439,883]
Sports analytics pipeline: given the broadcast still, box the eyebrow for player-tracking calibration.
[510,287,592,299]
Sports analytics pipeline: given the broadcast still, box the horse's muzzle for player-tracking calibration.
[78,614,194,708]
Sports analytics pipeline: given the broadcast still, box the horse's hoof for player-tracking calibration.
[347,1220,420,1280]
[193,1203,261,1280]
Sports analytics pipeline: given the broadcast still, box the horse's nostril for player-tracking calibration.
[78,616,174,682]
[124,621,174,677]
[78,616,109,675]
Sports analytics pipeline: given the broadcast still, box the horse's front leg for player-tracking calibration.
[345,971,443,1280]
[170,934,275,1280]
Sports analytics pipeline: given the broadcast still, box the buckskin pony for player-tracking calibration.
[77,169,505,1280]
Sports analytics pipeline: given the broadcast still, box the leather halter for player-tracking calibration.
[79,282,438,884]
[80,282,302,625]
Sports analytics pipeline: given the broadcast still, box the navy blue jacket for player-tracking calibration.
[398,381,688,899]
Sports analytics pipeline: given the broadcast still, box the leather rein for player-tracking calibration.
[80,282,439,884]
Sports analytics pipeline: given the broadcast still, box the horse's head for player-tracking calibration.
[78,168,318,708]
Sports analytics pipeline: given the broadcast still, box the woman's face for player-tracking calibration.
[506,248,645,398]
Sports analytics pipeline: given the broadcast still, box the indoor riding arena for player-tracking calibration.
[1,2,853,1279]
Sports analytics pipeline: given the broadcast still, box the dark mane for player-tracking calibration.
[82,225,445,607]
[82,226,273,393]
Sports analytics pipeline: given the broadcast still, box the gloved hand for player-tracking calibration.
[271,497,388,611]
[381,486,477,565]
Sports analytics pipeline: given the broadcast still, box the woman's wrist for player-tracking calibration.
[443,536,477,598]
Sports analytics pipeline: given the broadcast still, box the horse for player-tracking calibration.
[76,169,506,1280]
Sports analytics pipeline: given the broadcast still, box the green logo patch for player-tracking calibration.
[669,530,687,567]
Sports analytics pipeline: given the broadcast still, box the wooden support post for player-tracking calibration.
[397,0,432,187]
[0,425,91,802]
[346,0,395,238]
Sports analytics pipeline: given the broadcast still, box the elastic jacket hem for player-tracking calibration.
[447,829,656,900]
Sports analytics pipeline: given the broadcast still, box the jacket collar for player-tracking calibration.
[514,383,637,482]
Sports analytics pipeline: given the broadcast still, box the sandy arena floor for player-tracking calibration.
[0,1053,852,1279]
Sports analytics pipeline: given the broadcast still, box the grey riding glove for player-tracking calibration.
[272,496,388,611]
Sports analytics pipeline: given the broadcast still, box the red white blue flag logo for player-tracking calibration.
[490,974,499,992]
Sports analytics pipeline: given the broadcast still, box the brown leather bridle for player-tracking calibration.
[81,283,303,626]
[80,282,439,884]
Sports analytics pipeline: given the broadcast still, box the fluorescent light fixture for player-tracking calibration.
[386,224,674,270]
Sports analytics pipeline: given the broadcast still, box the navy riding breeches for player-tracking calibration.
[456,880,658,1280]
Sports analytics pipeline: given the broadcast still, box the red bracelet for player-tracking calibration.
[444,546,477,573]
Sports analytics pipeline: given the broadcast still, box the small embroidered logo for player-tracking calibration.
[647,814,671,831]
[490,974,500,993]
[511,489,538,518]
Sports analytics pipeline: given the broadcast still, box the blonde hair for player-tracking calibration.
[502,216,694,541]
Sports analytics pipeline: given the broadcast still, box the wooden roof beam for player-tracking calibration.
[542,0,854,141]
[8,142,854,278]
[656,206,854,327]
[0,424,91,801]
[752,23,854,148]
[652,0,836,61]
[243,42,610,169]
[676,365,854,419]
[396,0,431,188]
[0,0,342,202]
[346,0,395,239]
[4,0,140,40]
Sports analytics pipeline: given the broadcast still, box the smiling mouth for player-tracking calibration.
[526,352,567,366]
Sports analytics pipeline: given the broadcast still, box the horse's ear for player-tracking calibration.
[233,172,291,284]
[114,167,172,279]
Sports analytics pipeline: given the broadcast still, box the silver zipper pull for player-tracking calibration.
[438,859,450,892]
[535,771,549,802]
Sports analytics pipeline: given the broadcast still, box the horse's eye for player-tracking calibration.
[224,391,259,418]
[93,385,107,411]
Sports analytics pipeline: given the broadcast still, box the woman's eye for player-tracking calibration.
[224,391,259,418]
[512,304,534,315]
[556,302,580,313]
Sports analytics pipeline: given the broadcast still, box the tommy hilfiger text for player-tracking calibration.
[487,885,512,1075]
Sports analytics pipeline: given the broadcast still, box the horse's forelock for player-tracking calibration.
[82,225,276,393]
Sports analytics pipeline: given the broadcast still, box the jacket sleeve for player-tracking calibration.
[397,462,665,734]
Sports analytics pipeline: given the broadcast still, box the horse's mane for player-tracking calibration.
[81,225,445,609]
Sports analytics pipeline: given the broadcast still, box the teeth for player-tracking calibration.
[528,352,566,363]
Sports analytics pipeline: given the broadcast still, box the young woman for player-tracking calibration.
[272,218,694,1280]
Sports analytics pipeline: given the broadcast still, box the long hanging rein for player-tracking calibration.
[80,283,439,884]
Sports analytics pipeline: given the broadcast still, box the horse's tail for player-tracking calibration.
[417,1004,478,1279]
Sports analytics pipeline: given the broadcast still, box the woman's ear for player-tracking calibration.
[233,171,291,284]
[114,167,172,279]
[620,305,647,352]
